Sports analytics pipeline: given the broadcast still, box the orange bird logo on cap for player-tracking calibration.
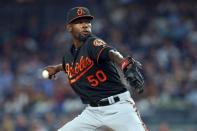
[77,8,85,16]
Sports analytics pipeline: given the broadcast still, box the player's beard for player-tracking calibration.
[77,33,91,42]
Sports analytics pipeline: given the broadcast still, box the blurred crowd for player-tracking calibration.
[0,0,197,131]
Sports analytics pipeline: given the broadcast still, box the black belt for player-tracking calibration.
[89,96,120,107]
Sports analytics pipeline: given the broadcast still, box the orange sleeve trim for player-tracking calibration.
[96,47,107,63]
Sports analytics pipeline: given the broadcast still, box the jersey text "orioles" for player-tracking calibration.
[65,56,94,79]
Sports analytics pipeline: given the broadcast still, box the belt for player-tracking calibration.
[89,96,120,107]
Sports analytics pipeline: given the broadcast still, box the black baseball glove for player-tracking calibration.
[122,57,144,94]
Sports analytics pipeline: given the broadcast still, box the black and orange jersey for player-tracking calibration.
[62,34,127,104]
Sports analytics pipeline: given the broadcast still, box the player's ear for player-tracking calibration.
[66,24,72,32]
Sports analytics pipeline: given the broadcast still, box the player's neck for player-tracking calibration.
[73,39,83,49]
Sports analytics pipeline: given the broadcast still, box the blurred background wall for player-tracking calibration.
[0,0,197,131]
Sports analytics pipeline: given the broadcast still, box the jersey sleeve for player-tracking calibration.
[87,38,114,63]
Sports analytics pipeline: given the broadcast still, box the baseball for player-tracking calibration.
[42,70,49,79]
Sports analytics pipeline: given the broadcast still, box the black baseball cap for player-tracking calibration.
[66,7,94,24]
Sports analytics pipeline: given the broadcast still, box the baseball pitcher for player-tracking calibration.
[43,7,148,131]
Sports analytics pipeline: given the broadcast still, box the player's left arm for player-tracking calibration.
[108,50,145,93]
[87,38,144,93]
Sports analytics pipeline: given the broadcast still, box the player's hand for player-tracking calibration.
[43,66,58,79]
[123,57,144,94]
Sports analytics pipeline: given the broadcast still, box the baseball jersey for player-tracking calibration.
[62,34,127,104]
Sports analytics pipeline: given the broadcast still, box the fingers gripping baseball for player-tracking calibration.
[42,66,58,79]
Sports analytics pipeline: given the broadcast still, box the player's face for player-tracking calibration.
[68,18,92,41]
